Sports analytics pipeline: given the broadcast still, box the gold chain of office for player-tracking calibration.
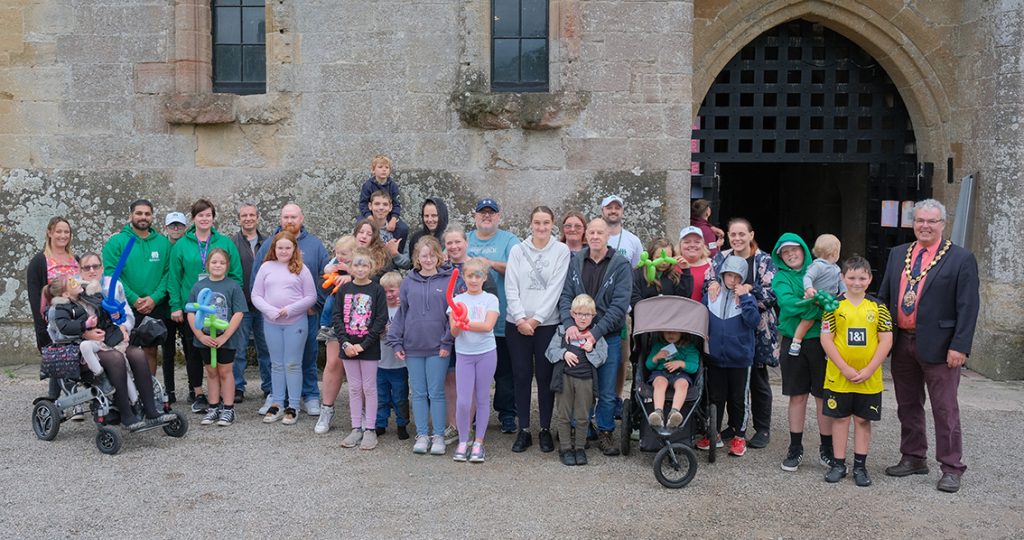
[902,240,951,308]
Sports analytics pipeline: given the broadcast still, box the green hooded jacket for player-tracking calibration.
[168,224,243,313]
[102,224,172,312]
[770,232,822,340]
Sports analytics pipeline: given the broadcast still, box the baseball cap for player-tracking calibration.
[165,212,188,226]
[678,226,704,240]
[775,241,801,254]
[601,195,624,208]
[475,198,500,212]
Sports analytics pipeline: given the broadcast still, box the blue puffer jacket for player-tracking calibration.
[386,266,455,356]
[704,256,760,368]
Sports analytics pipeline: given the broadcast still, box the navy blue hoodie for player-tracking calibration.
[386,266,455,356]
[704,256,760,368]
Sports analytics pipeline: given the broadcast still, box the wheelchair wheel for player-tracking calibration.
[32,400,61,441]
[653,442,698,489]
[619,399,632,456]
[707,403,717,464]
[96,427,122,455]
[162,411,189,437]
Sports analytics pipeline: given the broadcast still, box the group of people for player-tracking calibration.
[27,154,979,490]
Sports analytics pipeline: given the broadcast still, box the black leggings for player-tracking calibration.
[707,364,752,436]
[98,346,159,424]
[749,365,772,433]
[506,323,557,431]
[181,332,205,394]
[161,316,186,395]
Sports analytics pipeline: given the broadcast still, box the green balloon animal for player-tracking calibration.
[202,314,230,368]
[795,290,841,312]
[637,249,677,282]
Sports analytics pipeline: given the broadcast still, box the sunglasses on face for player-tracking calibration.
[81,264,102,272]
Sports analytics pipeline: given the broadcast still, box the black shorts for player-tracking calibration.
[648,369,694,386]
[198,347,236,366]
[779,337,826,398]
[823,388,882,421]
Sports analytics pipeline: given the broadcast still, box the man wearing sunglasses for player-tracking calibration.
[102,199,175,400]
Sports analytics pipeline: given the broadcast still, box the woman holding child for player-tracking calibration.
[505,206,571,454]
[27,217,80,352]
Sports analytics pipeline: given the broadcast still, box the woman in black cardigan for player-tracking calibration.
[26,217,79,351]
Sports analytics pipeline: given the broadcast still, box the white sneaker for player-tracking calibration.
[413,435,430,454]
[341,428,363,448]
[314,405,334,434]
[305,398,321,416]
[430,434,446,455]
[258,395,274,415]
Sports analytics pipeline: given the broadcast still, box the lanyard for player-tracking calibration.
[197,236,211,268]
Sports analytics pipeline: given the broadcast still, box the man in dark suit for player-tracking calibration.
[878,198,979,493]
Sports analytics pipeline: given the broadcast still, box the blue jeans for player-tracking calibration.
[302,313,320,400]
[265,318,307,410]
[233,311,268,393]
[595,333,622,432]
[375,367,410,429]
[319,296,334,327]
[407,355,447,437]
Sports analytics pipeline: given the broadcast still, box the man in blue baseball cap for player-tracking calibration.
[468,198,521,433]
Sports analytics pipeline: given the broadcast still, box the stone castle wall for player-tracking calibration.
[2,0,1021,378]
[0,0,693,358]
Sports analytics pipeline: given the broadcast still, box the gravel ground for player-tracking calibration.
[1,363,1022,539]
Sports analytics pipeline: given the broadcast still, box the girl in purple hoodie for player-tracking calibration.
[387,236,454,455]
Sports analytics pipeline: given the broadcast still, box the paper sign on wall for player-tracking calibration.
[881,200,899,228]
[900,201,916,228]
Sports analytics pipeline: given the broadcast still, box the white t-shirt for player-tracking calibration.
[448,291,499,354]
[608,228,643,267]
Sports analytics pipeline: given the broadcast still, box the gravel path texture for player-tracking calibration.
[1,363,1022,539]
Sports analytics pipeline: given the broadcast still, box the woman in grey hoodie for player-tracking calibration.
[504,206,571,453]
[386,236,455,455]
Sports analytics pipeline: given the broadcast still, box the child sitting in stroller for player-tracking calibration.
[645,332,699,430]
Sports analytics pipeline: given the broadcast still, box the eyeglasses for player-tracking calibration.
[166,223,186,229]
[571,311,595,318]
[563,223,584,230]
[81,264,102,271]
[913,218,943,226]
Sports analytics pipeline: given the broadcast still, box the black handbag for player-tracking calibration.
[130,316,167,347]
[40,343,81,380]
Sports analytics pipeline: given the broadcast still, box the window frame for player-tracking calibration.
[490,0,550,93]
[211,0,267,96]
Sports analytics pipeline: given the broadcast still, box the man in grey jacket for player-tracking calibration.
[558,218,632,455]
[231,202,267,403]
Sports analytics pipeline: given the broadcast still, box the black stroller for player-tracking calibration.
[620,296,717,488]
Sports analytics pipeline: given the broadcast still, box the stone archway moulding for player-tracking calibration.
[693,0,953,166]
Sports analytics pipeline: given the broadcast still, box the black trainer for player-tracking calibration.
[538,429,555,453]
[781,446,803,472]
[747,430,770,449]
[560,449,576,466]
[853,467,872,487]
[574,448,588,465]
[234,389,245,403]
[825,462,848,483]
[191,394,209,414]
[819,445,833,468]
[512,429,532,452]
[397,425,410,440]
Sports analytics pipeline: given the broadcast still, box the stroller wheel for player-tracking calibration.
[706,403,718,464]
[96,426,122,455]
[32,400,62,441]
[653,443,698,489]
[162,411,189,438]
[620,399,632,456]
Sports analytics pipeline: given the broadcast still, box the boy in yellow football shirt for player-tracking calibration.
[820,256,892,487]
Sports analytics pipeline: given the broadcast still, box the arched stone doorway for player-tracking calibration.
[692,19,932,282]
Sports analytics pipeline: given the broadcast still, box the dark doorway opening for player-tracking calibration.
[717,162,868,261]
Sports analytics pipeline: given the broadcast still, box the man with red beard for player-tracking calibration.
[251,203,330,416]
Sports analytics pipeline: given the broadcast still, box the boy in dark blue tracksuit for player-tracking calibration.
[701,255,760,457]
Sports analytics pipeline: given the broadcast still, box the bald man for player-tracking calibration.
[557,218,632,456]
[251,203,330,416]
